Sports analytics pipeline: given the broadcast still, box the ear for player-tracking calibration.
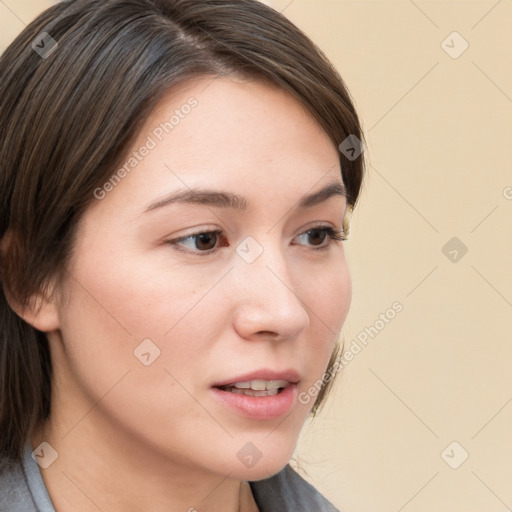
[342,204,353,239]
[9,286,61,333]
[1,231,61,333]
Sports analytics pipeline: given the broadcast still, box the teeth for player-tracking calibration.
[217,379,291,396]
[230,379,289,391]
[230,388,280,397]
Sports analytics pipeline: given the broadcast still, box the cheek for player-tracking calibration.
[308,259,351,337]
[304,261,351,371]
[57,244,224,389]
[55,260,218,451]
[64,241,208,339]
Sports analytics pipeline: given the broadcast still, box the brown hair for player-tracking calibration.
[0,0,365,463]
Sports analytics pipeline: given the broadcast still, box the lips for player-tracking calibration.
[210,380,299,420]
[211,368,301,389]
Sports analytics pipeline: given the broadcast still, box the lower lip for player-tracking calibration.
[210,384,298,421]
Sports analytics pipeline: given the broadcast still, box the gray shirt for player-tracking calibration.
[0,444,340,511]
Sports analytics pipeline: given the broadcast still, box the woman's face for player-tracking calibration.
[48,75,351,480]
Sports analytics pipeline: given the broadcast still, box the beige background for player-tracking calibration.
[1,1,511,511]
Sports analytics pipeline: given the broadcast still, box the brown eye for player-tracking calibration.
[193,232,219,251]
[305,228,328,246]
[167,230,225,255]
[294,225,345,251]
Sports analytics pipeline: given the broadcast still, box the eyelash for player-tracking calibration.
[166,224,346,256]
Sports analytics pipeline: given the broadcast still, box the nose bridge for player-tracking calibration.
[236,235,294,296]
[231,234,310,337]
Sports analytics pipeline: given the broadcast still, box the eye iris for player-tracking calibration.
[196,232,217,250]
[308,228,326,246]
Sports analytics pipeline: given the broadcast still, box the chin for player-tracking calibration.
[231,459,291,482]
[218,436,298,482]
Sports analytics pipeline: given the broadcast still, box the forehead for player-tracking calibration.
[90,75,343,219]
[138,74,337,164]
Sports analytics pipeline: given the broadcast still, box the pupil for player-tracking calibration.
[309,229,326,245]
[197,233,217,250]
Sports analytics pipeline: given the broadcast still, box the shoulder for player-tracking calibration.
[0,455,37,512]
[249,463,341,512]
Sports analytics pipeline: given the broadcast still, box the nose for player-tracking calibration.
[231,240,310,341]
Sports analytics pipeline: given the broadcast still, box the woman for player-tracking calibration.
[0,0,365,510]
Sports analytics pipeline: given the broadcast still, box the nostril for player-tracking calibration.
[257,330,276,336]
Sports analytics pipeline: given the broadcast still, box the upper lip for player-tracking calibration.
[212,368,301,388]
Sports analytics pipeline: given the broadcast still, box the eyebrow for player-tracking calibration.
[144,180,346,213]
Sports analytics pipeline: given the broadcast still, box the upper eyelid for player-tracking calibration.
[173,222,339,240]
[170,223,344,249]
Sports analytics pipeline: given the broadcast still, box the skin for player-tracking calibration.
[24,75,352,512]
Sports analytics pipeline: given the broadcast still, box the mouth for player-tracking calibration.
[211,368,300,393]
[210,369,301,420]
[214,379,291,397]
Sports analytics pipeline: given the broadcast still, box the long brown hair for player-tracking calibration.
[0,0,365,463]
